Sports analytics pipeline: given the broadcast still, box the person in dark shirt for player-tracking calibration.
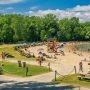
[79,61,83,72]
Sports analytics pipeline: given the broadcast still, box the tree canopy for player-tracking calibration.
[0,14,90,43]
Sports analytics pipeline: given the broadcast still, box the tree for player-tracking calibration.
[43,14,59,39]
[2,24,14,43]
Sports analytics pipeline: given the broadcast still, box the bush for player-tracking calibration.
[0,67,3,75]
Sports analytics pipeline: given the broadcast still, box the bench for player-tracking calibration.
[77,74,90,80]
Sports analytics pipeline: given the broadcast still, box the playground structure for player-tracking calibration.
[47,38,59,53]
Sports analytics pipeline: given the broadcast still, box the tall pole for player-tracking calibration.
[48,62,50,71]
[74,66,77,74]
[26,67,28,76]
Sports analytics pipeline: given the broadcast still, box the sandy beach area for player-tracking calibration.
[0,42,90,90]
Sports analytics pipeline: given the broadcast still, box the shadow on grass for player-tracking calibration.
[81,78,90,82]
[0,80,80,90]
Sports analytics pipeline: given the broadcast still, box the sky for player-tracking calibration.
[0,0,90,22]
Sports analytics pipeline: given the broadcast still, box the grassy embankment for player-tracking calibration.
[53,74,90,88]
[0,61,50,77]
[0,44,35,61]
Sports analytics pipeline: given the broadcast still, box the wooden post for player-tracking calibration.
[18,61,22,67]
[74,66,77,74]
[55,70,57,81]
[79,86,80,90]
[22,62,26,68]
[26,67,28,76]
[48,62,50,71]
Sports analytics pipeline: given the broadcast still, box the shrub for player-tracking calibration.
[0,67,3,75]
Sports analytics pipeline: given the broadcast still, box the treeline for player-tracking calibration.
[0,14,90,43]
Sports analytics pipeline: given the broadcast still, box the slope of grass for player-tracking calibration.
[0,61,50,77]
[0,44,35,61]
[53,74,90,88]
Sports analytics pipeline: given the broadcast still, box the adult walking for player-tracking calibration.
[79,61,83,72]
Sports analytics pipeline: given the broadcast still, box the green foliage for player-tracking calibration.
[0,67,3,75]
[0,14,90,43]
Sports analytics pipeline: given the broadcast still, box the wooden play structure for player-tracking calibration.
[47,38,59,53]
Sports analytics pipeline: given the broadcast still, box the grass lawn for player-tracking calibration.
[53,74,90,88]
[0,44,35,61]
[0,61,50,77]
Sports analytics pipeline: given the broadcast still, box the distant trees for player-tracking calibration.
[0,14,90,43]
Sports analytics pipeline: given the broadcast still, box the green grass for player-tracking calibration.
[0,61,50,77]
[53,74,90,88]
[0,44,35,61]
